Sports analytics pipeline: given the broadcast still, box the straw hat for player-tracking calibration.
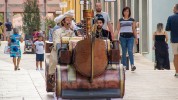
[54,11,74,25]
[64,10,75,17]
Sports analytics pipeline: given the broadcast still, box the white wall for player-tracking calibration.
[138,0,178,61]
[150,0,178,61]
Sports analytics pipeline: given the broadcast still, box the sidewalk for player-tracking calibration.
[0,41,53,100]
[0,41,178,100]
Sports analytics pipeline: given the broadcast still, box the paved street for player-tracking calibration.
[0,41,178,100]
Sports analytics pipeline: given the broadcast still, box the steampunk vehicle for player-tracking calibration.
[45,0,125,99]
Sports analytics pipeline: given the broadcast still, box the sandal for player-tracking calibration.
[17,67,20,70]
[14,66,17,71]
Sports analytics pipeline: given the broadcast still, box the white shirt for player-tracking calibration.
[136,28,140,38]
[34,41,44,54]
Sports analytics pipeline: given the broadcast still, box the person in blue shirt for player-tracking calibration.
[166,4,178,76]
[8,28,23,71]
[48,26,53,42]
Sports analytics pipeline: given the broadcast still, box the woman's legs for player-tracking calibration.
[13,57,17,70]
[136,38,139,53]
[120,37,127,67]
[40,61,43,69]
[127,37,136,71]
[17,57,21,70]
[36,61,39,70]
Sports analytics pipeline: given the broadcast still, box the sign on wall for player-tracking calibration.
[104,0,116,2]
[59,2,67,8]
[80,0,89,4]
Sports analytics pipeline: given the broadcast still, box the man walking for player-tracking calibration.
[5,19,13,41]
[95,2,114,40]
[166,4,178,76]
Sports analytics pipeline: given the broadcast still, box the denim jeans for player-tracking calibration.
[120,36,134,66]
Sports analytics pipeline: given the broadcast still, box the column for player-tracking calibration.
[119,0,124,17]
[139,0,148,53]
[75,0,81,22]
[134,0,139,22]
[111,2,114,30]
[114,0,119,29]
[126,0,131,8]
[130,0,134,18]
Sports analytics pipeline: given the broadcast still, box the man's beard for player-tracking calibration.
[96,9,101,12]
[97,26,102,30]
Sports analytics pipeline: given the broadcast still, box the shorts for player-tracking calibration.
[6,31,12,37]
[36,54,44,61]
[172,43,178,55]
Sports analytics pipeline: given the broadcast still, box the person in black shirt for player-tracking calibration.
[5,19,13,40]
[95,16,112,41]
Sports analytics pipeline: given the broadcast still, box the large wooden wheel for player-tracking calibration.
[73,38,108,78]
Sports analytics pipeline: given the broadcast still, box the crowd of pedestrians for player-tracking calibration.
[1,2,178,77]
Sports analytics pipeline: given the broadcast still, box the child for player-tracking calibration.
[33,35,44,70]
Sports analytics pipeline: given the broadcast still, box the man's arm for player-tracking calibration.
[108,22,114,40]
[106,13,114,40]
[108,31,112,41]
[20,36,24,43]
[166,16,171,31]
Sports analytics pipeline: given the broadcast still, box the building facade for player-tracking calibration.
[0,0,82,32]
[0,0,63,32]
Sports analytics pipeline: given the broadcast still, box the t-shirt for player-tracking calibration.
[96,29,112,41]
[119,18,135,33]
[48,28,53,42]
[95,11,111,30]
[136,28,140,38]
[166,13,178,43]
[5,22,12,31]
[34,41,44,54]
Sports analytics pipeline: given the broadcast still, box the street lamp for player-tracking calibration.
[5,0,8,21]
[44,0,46,16]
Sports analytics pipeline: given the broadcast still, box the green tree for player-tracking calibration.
[0,13,3,23]
[23,0,41,35]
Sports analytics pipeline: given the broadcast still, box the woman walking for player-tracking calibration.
[8,28,23,71]
[153,23,170,70]
[117,7,138,71]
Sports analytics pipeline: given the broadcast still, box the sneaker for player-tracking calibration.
[36,68,39,70]
[174,73,178,77]
[131,65,136,71]
[40,68,43,70]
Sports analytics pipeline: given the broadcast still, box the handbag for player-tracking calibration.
[4,46,10,54]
